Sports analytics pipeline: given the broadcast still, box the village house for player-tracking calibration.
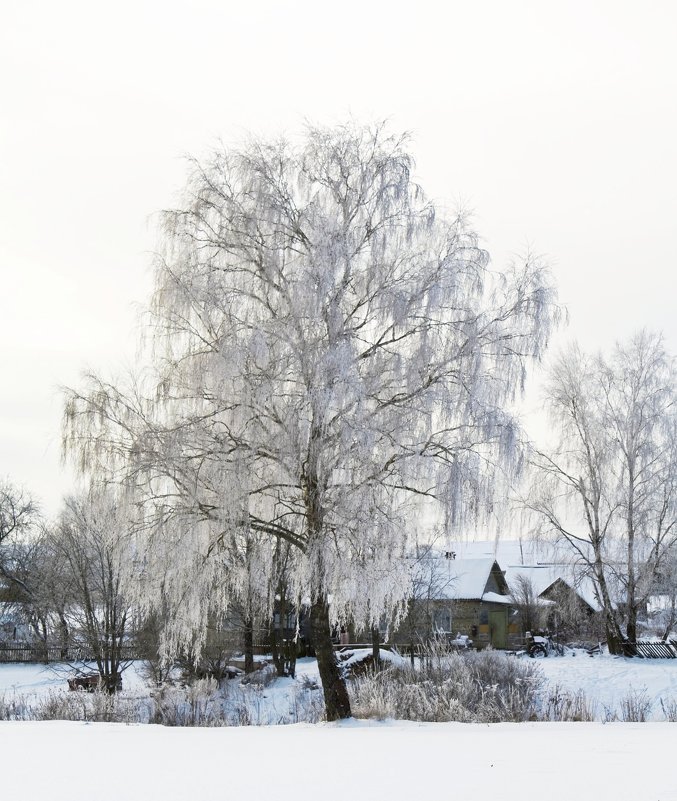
[391,540,611,650]
[394,553,521,650]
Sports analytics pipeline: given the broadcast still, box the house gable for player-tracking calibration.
[540,577,598,615]
[431,557,510,601]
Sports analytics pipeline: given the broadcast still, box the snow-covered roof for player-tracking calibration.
[481,591,512,605]
[426,557,504,601]
[413,541,608,608]
[438,539,604,611]
[504,565,603,612]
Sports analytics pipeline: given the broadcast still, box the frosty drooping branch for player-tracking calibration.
[64,122,560,719]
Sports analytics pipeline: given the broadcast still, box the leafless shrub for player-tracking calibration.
[34,690,140,723]
[176,642,239,685]
[137,658,176,688]
[36,691,90,721]
[289,685,325,724]
[0,693,30,720]
[660,697,677,722]
[541,684,597,721]
[1,671,328,726]
[620,688,652,722]
[228,691,253,726]
[150,678,224,726]
[299,674,320,691]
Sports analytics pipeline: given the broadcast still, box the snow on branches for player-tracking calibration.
[63,122,560,669]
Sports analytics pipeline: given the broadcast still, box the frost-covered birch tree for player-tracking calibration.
[52,488,135,692]
[64,122,559,719]
[526,332,677,650]
[0,483,51,650]
[0,481,37,549]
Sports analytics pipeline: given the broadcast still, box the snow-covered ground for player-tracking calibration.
[535,650,677,719]
[0,658,324,726]
[0,660,150,698]
[1,719,676,801]
[0,656,321,702]
[2,651,677,720]
[1,654,677,799]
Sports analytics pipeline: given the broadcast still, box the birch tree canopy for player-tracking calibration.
[64,121,560,718]
[526,331,677,650]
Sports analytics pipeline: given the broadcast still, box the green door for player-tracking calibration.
[488,609,507,649]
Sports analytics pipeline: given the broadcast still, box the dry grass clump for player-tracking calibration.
[619,688,652,722]
[541,684,597,721]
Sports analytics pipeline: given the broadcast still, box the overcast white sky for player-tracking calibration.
[1,0,676,515]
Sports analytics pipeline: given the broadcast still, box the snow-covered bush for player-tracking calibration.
[288,685,325,724]
[350,648,543,722]
[150,678,223,726]
[0,693,30,721]
[33,690,140,723]
[0,670,327,726]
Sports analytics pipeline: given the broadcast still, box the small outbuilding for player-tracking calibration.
[504,564,605,640]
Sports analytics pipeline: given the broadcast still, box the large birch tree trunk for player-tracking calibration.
[243,617,255,674]
[310,594,351,720]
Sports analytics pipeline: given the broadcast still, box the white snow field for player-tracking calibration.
[1,719,676,801]
[2,654,677,801]
[536,651,677,717]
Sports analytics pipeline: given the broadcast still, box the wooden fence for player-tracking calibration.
[0,643,272,664]
[620,640,677,658]
[0,645,143,664]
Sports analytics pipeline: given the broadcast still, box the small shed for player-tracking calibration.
[504,565,604,639]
